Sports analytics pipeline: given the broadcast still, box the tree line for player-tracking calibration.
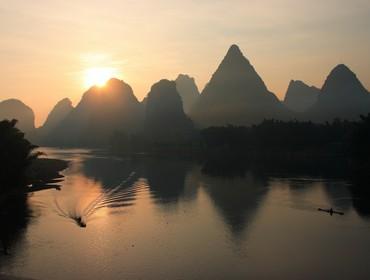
[111,115,368,160]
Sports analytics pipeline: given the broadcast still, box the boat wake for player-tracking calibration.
[54,172,138,227]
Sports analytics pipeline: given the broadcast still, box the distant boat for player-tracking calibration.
[74,216,86,228]
[318,208,344,216]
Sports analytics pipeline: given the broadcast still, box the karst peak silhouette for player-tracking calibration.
[190,44,290,126]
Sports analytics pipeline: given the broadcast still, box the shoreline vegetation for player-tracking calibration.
[25,158,69,192]
[109,115,370,176]
[0,119,68,198]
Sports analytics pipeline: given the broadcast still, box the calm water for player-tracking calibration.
[1,148,370,279]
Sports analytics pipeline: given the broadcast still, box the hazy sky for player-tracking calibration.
[1,0,369,126]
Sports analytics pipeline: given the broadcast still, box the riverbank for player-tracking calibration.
[27,158,68,182]
[0,158,68,199]
[25,158,69,193]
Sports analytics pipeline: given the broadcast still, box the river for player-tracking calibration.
[1,148,370,279]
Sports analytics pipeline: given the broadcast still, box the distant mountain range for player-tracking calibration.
[1,44,369,147]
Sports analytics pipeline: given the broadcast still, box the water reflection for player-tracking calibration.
[81,156,194,206]
[143,158,192,205]
[1,148,370,279]
[322,181,353,212]
[0,194,31,256]
[200,171,269,236]
[82,157,136,188]
[42,149,370,230]
[350,187,370,219]
[56,151,265,235]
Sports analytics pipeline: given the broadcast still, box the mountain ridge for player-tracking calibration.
[307,64,370,121]
[42,78,143,146]
[145,79,194,141]
[175,74,200,114]
[0,99,35,133]
[283,80,319,112]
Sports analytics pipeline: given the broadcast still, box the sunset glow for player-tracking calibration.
[1,1,369,126]
[1,1,370,279]
[84,67,118,88]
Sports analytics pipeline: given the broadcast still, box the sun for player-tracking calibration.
[84,67,117,88]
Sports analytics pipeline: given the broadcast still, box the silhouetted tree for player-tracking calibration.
[351,114,370,164]
[0,119,39,191]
